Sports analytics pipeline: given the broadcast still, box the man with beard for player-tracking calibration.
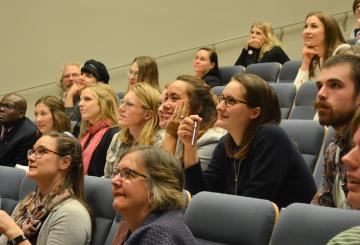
[312,55,360,208]
[0,93,37,166]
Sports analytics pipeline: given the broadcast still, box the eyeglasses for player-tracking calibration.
[127,71,140,77]
[27,147,65,159]
[218,96,249,107]
[112,167,147,179]
[0,103,19,111]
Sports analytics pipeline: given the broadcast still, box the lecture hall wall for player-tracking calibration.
[0,0,354,120]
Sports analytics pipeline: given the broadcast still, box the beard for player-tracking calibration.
[315,100,357,128]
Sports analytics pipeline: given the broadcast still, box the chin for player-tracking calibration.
[347,194,360,209]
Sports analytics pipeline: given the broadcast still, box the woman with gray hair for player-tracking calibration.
[111,146,196,245]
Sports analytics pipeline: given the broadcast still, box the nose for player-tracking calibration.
[342,148,359,170]
[317,86,327,100]
[111,174,123,186]
[216,100,226,112]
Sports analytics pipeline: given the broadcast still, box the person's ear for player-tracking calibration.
[144,111,154,121]
[59,156,71,171]
[249,106,261,119]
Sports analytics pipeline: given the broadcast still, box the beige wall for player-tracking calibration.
[0,0,354,119]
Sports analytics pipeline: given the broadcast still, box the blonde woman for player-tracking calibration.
[104,82,164,178]
[235,22,289,67]
[79,83,120,177]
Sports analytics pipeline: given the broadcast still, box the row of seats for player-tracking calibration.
[218,60,302,85]
[186,191,360,245]
[212,80,318,119]
[3,168,358,245]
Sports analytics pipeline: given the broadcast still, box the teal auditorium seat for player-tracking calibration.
[245,62,281,83]
[278,60,301,83]
[288,81,318,120]
[218,65,245,85]
[271,203,360,245]
[269,83,296,119]
[280,119,325,173]
[184,192,278,245]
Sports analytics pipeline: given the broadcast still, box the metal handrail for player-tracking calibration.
[1,9,353,96]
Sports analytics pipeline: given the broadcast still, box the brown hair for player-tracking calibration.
[175,75,218,136]
[305,11,346,78]
[35,96,71,135]
[353,0,360,13]
[132,56,160,90]
[225,74,281,159]
[118,145,185,211]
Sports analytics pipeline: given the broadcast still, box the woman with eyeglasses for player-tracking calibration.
[179,74,316,208]
[162,75,226,171]
[127,56,160,90]
[0,132,92,245]
[103,83,164,179]
[79,83,120,177]
[34,96,71,136]
[111,146,196,245]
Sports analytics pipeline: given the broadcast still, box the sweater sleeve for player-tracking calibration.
[234,48,259,66]
[240,127,289,201]
[185,137,227,195]
[294,68,309,90]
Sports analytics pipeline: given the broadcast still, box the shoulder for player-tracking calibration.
[20,118,37,132]
[254,124,289,144]
[198,127,227,144]
[53,198,90,217]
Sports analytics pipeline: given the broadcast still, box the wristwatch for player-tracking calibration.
[8,234,27,245]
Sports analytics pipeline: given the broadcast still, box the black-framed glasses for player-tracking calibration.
[0,103,19,111]
[27,147,65,159]
[112,167,147,179]
[218,95,249,107]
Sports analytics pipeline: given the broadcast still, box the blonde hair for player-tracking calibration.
[248,22,282,61]
[79,83,119,137]
[120,82,161,144]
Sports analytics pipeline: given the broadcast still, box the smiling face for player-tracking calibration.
[342,126,360,208]
[315,63,360,130]
[160,80,190,123]
[215,81,256,135]
[35,103,54,134]
[79,88,101,124]
[193,49,214,77]
[111,151,150,217]
[303,15,325,48]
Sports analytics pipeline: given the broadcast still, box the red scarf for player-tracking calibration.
[80,119,113,175]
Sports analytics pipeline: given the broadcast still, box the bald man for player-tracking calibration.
[0,93,37,166]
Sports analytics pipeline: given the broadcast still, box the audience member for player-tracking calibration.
[327,109,360,244]
[65,59,110,137]
[234,22,289,67]
[79,83,120,177]
[351,0,360,39]
[158,85,169,129]
[294,11,351,89]
[34,96,71,135]
[104,83,163,179]
[0,132,92,245]
[0,93,37,166]
[127,56,160,90]
[180,74,316,208]
[163,75,226,170]
[111,146,197,245]
[312,55,360,208]
[193,47,222,88]
[58,62,81,101]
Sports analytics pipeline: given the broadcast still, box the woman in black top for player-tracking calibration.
[193,47,222,88]
[178,74,316,208]
[234,22,289,67]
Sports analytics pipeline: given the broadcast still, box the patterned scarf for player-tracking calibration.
[13,187,72,238]
[113,219,130,245]
[80,119,113,174]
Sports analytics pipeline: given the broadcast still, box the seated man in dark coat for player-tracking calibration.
[0,93,37,166]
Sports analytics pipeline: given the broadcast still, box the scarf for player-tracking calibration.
[80,119,113,175]
[13,187,72,238]
[113,219,130,245]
